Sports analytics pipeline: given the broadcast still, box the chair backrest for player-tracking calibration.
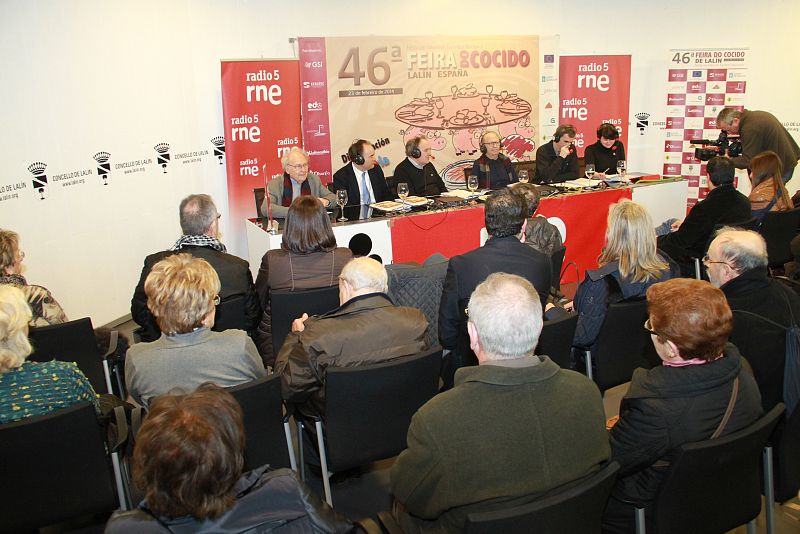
[550,245,566,292]
[385,174,398,199]
[0,402,120,532]
[270,286,340,357]
[592,299,651,392]
[387,259,449,348]
[649,403,785,534]
[214,294,248,333]
[253,187,266,218]
[759,207,800,268]
[774,402,800,502]
[323,347,443,472]
[536,313,578,369]
[464,461,619,534]
[28,317,108,394]
[228,375,292,471]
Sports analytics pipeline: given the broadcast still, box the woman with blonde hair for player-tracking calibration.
[125,253,266,408]
[0,285,97,423]
[570,200,677,349]
[749,150,793,218]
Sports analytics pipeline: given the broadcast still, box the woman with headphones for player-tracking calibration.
[470,131,518,189]
[584,123,626,178]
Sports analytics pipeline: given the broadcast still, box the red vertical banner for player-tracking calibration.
[298,38,333,184]
[558,56,631,157]
[220,60,301,228]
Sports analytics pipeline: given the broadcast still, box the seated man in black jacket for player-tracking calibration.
[658,156,751,270]
[393,136,448,197]
[534,124,579,184]
[131,194,260,342]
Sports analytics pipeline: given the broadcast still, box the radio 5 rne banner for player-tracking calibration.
[220,60,301,227]
[299,36,545,188]
[558,56,631,158]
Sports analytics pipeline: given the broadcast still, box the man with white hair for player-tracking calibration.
[705,227,800,410]
[262,147,337,218]
[391,273,610,533]
[275,257,429,421]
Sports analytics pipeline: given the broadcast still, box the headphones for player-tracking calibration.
[348,140,367,166]
[406,136,423,159]
[553,124,577,143]
[479,132,503,154]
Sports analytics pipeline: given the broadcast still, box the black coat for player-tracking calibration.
[392,158,447,196]
[609,345,762,504]
[131,246,261,342]
[438,236,551,376]
[723,266,800,411]
[658,184,751,260]
[332,163,391,205]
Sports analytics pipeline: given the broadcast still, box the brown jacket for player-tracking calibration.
[275,293,429,420]
[254,247,352,365]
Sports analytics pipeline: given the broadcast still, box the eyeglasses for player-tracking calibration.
[287,163,309,169]
[213,295,220,306]
[702,254,729,267]
[483,141,500,147]
[643,318,659,336]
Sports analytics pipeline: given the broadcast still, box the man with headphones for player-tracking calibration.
[393,136,448,197]
[584,123,626,179]
[471,131,518,189]
[534,124,580,184]
[332,139,391,215]
[657,156,751,271]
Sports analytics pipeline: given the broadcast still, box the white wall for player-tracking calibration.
[2,0,799,325]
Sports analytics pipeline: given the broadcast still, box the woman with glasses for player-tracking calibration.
[602,278,762,533]
[262,147,337,219]
[125,254,266,408]
[0,229,67,326]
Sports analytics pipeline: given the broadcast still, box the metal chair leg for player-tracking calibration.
[694,258,702,280]
[764,445,776,534]
[110,451,129,511]
[296,420,305,481]
[746,519,757,534]
[283,419,297,472]
[315,420,333,506]
[585,350,594,381]
[634,506,646,534]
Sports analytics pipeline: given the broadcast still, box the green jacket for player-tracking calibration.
[390,356,610,533]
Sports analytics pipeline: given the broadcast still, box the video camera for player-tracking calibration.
[690,130,743,161]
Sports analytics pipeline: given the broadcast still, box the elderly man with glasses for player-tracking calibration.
[263,147,337,219]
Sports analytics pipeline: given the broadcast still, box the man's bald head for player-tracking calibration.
[706,228,768,287]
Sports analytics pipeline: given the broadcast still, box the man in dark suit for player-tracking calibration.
[438,188,551,387]
[131,194,261,342]
[332,140,391,217]
[658,156,751,270]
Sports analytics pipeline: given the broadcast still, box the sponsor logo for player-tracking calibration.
[726,81,747,93]
[93,152,111,185]
[685,106,704,117]
[211,137,225,165]
[664,140,683,152]
[704,117,718,129]
[684,129,704,141]
[28,162,48,200]
[706,93,725,105]
[663,163,681,176]
[635,112,650,134]
[302,80,326,89]
[686,82,706,93]
[154,143,170,173]
[543,54,554,63]
[307,101,324,112]
[666,117,685,129]
[682,152,698,164]
[691,70,703,78]
[707,69,727,80]
[667,94,686,105]
[668,69,687,81]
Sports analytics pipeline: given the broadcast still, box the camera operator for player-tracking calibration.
[716,107,800,183]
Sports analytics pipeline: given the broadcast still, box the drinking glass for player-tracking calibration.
[336,190,349,222]
[467,175,479,193]
[518,170,529,183]
[616,160,627,177]
[398,182,409,202]
[585,164,595,179]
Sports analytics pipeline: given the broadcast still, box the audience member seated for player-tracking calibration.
[261,147,337,219]
[568,200,676,351]
[534,124,579,184]
[0,285,97,424]
[471,131,518,189]
[0,229,67,326]
[105,383,353,533]
[748,150,794,220]
[393,136,448,197]
[275,257,428,424]
[391,273,610,533]
[657,156,750,271]
[125,254,265,408]
[706,227,800,411]
[439,188,551,387]
[583,122,626,179]
[254,196,352,366]
[602,278,762,533]
[510,182,563,256]
[131,194,260,342]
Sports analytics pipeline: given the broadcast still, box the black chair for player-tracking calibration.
[536,313,578,369]
[214,294,247,333]
[253,187,266,218]
[692,217,759,279]
[387,258,449,349]
[270,285,340,357]
[585,299,652,393]
[0,402,128,532]
[28,317,119,395]
[300,347,443,505]
[228,375,296,472]
[633,403,785,534]
[385,174,398,199]
[759,207,800,269]
[550,245,566,293]
[770,403,800,504]
[463,461,619,534]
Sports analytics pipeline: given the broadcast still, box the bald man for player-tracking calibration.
[706,227,800,411]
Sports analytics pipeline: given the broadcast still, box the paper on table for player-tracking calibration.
[564,178,603,188]
[447,189,486,199]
